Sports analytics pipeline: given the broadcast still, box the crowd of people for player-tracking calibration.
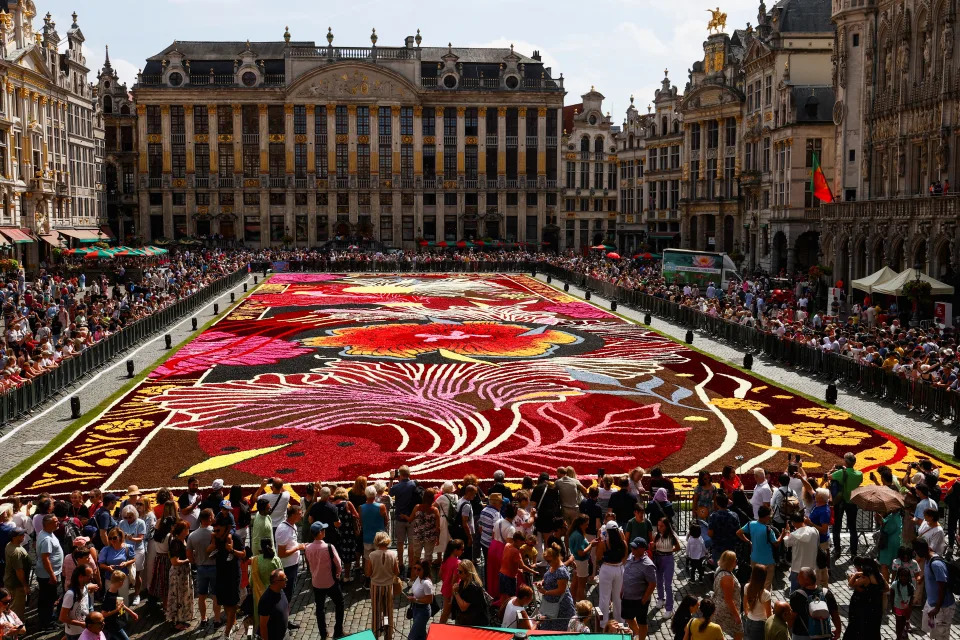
[0,458,957,640]
[0,249,252,394]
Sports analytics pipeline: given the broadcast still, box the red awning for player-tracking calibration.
[98,225,116,240]
[58,228,102,242]
[38,233,60,246]
[0,227,35,244]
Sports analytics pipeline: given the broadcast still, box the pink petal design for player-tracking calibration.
[151,331,313,377]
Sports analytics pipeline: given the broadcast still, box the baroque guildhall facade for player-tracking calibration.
[822,0,960,288]
[131,29,565,249]
[0,1,105,269]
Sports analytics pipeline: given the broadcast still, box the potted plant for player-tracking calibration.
[902,279,932,298]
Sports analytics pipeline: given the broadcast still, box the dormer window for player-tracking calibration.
[168,72,183,87]
[504,74,520,90]
[241,71,258,87]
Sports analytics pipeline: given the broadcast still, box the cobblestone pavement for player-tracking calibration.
[8,274,960,638]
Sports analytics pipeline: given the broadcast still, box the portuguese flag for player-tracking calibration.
[811,153,833,203]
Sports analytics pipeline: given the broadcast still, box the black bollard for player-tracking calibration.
[532,270,537,278]
[611,300,618,311]
[254,276,258,284]
[743,353,753,370]
[644,313,652,325]
[214,303,219,315]
[685,330,694,344]
[563,283,570,292]
[164,334,172,349]
[230,292,235,302]
[70,396,81,419]
[126,360,134,378]
[826,383,838,404]
[585,290,591,300]
[243,283,248,292]
[955,435,960,460]
[191,317,198,331]
[546,275,552,284]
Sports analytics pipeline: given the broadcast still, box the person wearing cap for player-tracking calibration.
[3,528,28,619]
[595,520,627,626]
[251,498,276,558]
[305,520,344,639]
[621,537,656,640]
[216,500,236,533]
[119,486,141,515]
[201,480,226,514]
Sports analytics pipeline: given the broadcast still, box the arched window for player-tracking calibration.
[120,104,130,115]
[580,136,590,155]
[102,95,112,114]
[628,133,635,149]
[594,137,604,154]
[661,116,668,134]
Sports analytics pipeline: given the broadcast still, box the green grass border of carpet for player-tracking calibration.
[537,276,960,467]
[0,275,260,491]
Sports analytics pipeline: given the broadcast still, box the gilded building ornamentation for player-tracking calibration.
[194,134,209,143]
[268,133,285,143]
[218,134,233,142]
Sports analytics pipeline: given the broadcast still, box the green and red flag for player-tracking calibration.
[811,152,833,203]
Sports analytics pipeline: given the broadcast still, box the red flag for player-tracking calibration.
[811,153,833,203]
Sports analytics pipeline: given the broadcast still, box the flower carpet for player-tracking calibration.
[5,273,958,495]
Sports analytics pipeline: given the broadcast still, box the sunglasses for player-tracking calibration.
[0,598,11,604]
[109,536,120,541]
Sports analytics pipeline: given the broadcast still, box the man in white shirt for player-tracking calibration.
[782,513,819,592]
[253,477,298,531]
[274,505,305,630]
[750,468,772,520]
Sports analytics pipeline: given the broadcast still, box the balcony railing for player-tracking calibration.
[242,134,259,144]
[268,177,284,188]
[336,177,350,189]
[379,135,391,146]
[400,178,415,189]
[546,136,558,147]
[525,136,538,147]
[171,133,186,144]
[465,179,479,189]
[295,177,309,189]
[485,135,498,147]
[195,176,209,188]
[821,193,960,221]
[189,73,235,86]
[506,136,518,148]
[289,45,420,61]
[506,179,518,189]
[417,75,563,91]
[148,177,162,188]
[443,135,458,147]
[263,74,285,86]
[316,134,328,145]
[546,179,558,188]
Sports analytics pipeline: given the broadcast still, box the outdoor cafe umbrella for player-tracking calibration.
[456,240,474,248]
[849,484,905,515]
[606,252,621,260]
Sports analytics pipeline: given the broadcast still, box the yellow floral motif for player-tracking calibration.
[94,418,156,434]
[773,395,794,399]
[684,416,709,421]
[793,407,851,421]
[710,398,769,411]
[770,422,869,447]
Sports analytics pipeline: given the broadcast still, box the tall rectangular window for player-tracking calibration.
[357,144,370,178]
[725,118,737,147]
[356,106,370,136]
[443,108,457,137]
[335,106,348,135]
[243,145,259,177]
[146,106,161,134]
[295,143,307,177]
[464,108,478,136]
[707,121,719,149]
[217,105,233,135]
[269,143,284,178]
[724,156,736,198]
[336,143,348,176]
[443,149,457,177]
[762,137,771,172]
[314,106,327,134]
[400,107,414,136]
[465,146,478,180]
[172,143,186,178]
[294,105,306,135]
[148,143,162,178]
[219,144,234,175]
[194,106,209,135]
[170,106,185,134]
[242,105,258,134]
[422,110,435,136]
[690,123,701,151]
[566,162,575,188]
[706,158,717,198]
[195,143,209,177]
[378,111,392,137]
[379,143,392,175]
[401,144,414,179]
[423,146,435,180]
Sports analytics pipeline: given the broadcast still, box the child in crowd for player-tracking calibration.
[685,523,707,582]
[102,570,139,640]
[890,566,913,640]
[520,534,539,583]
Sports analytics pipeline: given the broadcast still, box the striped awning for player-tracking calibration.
[0,227,35,244]
[58,228,103,243]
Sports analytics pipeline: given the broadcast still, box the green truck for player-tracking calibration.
[661,248,742,289]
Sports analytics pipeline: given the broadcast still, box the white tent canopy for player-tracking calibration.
[871,268,955,296]
[851,266,899,295]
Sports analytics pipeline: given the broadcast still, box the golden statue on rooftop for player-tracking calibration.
[707,7,728,34]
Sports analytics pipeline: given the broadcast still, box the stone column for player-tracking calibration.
[326,105,336,182]
[232,104,242,177]
[413,105,423,177]
[207,105,218,179]
[456,106,465,176]
[306,105,315,179]
[435,107,444,179]
[537,107,547,177]
[160,105,172,173]
[284,103,295,175]
[370,105,380,178]
[136,104,148,176]
[391,106,401,182]
[478,107,487,184]
[517,107,527,180]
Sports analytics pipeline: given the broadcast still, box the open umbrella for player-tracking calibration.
[849,485,904,515]
[634,252,652,260]
[606,252,621,260]
[590,244,607,250]
[435,241,448,248]
[456,240,474,248]
[418,240,429,247]
[83,247,119,259]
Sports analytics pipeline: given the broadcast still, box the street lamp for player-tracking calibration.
[911,262,923,327]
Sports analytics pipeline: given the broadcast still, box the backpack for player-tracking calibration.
[829,469,847,504]
[929,555,960,596]
[802,588,832,638]
[923,473,943,502]
[775,486,801,521]
[447,500,469,542]
[58,518,82,551]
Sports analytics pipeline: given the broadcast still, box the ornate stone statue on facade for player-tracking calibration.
[938,131,949,171]
[706,8,727,34]
[923,31,932,76]
[898,146,906,177]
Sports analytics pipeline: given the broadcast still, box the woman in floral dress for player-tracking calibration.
[165,521,194,630]
[332,488,359,581]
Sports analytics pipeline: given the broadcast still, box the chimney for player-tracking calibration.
[405,35,414,48]
[532,50,541,61]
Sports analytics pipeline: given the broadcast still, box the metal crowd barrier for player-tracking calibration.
[540,265,960,425]
[0,268,249,427]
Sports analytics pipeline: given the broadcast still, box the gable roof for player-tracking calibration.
[774,0,834,34]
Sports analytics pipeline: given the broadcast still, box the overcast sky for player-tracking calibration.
[44,0,767,122]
